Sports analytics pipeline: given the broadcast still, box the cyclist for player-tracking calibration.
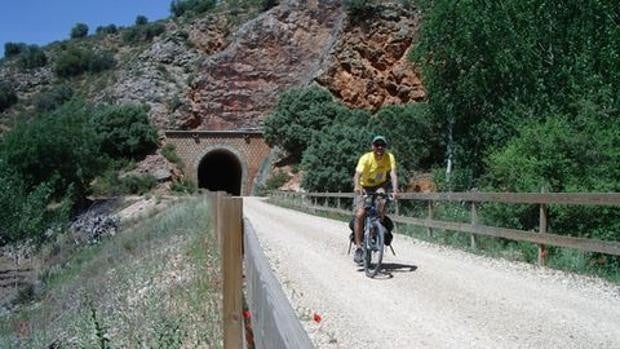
[352,135,399,264]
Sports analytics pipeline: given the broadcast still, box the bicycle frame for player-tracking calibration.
[362,192,390,277]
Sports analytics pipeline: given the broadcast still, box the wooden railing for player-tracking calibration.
[270,191,620,264]
[207,192,313,349]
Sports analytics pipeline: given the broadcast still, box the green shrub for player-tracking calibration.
[18,45,47,69]
[92,104,158,159]
[95,24,118,35]
[55,47,116,77]
[4,42,26,57]
[171,179,197,194]
[255,170,290,196]
[301,124,372,192]
[135,15,149,25]
[343,0,376,20]
[122,22,166,43]
[0,81,18,112]
[263,87,341,160]
[261,0,278,11]
[170,0,217,17]
[70,23,89,38]
[161,144,183,166]
[35,85,74,112]
[0,100,106,199]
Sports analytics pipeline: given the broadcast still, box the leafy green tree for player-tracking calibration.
[263,87,341,160]
[70,23,89,38]
[4,42,26,57]
[411,0,620,180]
[301,124,372,192]
[18,45,47,69]
[0,100,106,199]
[92,104,158,159]
[372,103,439,172]
[0,81,18,111]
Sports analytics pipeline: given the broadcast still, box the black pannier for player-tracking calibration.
[348,216,394,245]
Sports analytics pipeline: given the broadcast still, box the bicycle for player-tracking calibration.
[349,192,394,278]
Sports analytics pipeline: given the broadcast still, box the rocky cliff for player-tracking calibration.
[0,1,425,132]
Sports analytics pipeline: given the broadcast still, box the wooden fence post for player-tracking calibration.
[427,201,434,238]
[539,187,548,266]
[470,201,479,249]
[221,197,243,349]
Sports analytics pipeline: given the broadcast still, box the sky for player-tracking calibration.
[0,0,172,51]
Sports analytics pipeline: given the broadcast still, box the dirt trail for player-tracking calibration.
[244,197,620,348]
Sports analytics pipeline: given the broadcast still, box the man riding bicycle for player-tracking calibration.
[352,135,399,265]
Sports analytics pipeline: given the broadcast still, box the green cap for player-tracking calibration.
[372,135,387,145]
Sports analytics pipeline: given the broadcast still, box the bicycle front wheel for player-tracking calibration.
[364,221,385,278]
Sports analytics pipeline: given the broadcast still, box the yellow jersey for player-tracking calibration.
[355,151,396,187]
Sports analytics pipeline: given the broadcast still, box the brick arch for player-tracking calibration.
[196,145,247,195]
[164,130,272,196]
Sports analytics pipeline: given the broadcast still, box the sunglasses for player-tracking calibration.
[373,142,387,148]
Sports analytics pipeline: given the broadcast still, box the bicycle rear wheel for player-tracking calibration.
[364,221,385,278]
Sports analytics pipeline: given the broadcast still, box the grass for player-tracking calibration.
[0,196,223,348]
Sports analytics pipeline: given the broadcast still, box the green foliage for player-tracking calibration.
[54,47,116,78]
[0,100,106,199]
[255,170,290,196]
[70,23,89,38]
[301,124,372,192]
[0,164,61,245]
[0,81,18,112]
[263,87,341,160]
[92,104,158,160]
[122,22,166,43]
[343,0,376,20]
[18,45,47,69]
[4,42,26,57]
[161,144,183,167]
[95,24,118,35]
[170,179,197,194]
[35,85,74,112]
[135,15,149,25]
[170,0,217,17]
[373,103,439,172]
[411,0,620,179]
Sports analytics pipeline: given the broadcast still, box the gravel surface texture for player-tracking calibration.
[244,197,620,348]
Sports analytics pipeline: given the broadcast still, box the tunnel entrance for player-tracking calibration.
[198,149,242,196]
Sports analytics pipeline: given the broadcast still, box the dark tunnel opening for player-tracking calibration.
[198,149,242,196]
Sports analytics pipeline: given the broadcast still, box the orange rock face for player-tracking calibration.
[316,6,426,111]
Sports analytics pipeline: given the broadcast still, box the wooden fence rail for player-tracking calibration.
[270,191,620,264]
[207,192,313,349]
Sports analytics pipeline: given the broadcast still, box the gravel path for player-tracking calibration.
[243,197,620,348]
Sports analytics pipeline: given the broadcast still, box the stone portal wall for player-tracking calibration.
[164,130,271,196]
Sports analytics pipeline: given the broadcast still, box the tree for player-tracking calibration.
[18,45,47,69]
[70,23,89,38]
[263,87,340,160]
[301,124,372,192]
[92,104,158,159]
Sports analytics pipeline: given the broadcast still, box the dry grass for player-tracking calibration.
[0,196,223,348]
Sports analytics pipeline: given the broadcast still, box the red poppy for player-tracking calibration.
[243,310,252,319]
[313,312,322,323]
